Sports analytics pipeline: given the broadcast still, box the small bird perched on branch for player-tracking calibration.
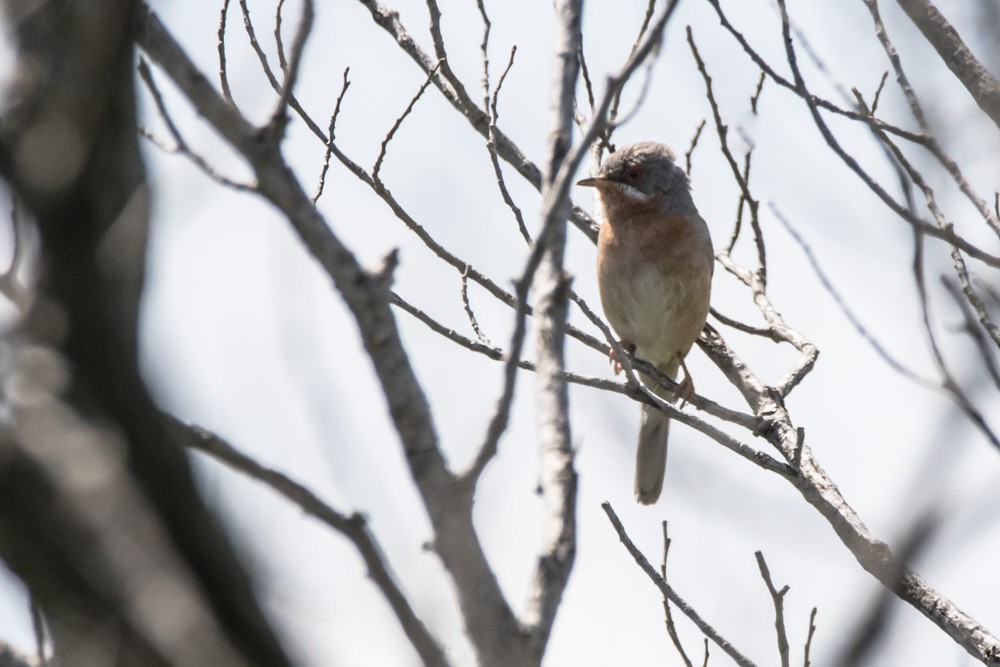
[578,142,714,504]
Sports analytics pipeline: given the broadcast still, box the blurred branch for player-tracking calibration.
[860,0,1000,239]
[0,0,291,663]
[895,0,1000,131]
[942,275,1000,391]
[769,202,934,386]
[175,421,451,667]
[520,1,582,656]
[0,641,35,667]
[0,197,29,310]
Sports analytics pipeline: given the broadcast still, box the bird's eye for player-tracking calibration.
[625,167,643,182]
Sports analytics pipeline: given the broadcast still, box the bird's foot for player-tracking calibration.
[609,340,635,375]
[672,356,696,409]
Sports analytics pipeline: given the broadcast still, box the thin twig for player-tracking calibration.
[661,522,694,667]
[264,0,314,141]
[750,70,765,113]
[685,119,706,176]
[602,503,759,667]
[803,607,817,667]
[30,595,46,666]
[425,0,478,129]
[461,267,492,345]
[859,2,1000,344]
[239,0,282,92]
[755,551,791,667]
[708,0,1000,257]
[274,0,288,72]
[770,202,934,386]
[942,275,1000,391]
[467,0,684,488]
[688,28,766,284]
[181,424,451,667]
[604,0,658,152]
[217,0,235,105]
[0,197,29,310]
[373,61,442,186]
[870,71,889,115]
[353,0,600,242]
[486,47,530,242]
[137,58,256,191]
[389,292,781,476]
[709,308,781,343]
[862,0,1000,238]
[313,68,351,205]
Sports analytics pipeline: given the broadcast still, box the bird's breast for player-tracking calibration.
[596,210,713,369]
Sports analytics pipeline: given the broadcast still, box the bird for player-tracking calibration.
[578,142,714,504]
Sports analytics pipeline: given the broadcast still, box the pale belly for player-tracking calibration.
[598,261,709,372]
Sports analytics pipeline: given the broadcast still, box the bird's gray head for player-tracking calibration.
[577,142,690,209]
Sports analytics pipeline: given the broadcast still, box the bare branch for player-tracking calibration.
[29,596,46,667]
[750,70,765,114]
[373,61,442,186]
[770,202,934,386]
[708,0,1000,258]
[521,1,583,655]
[604,0,658,151]
[353,0,600,242]
[136,10,527,665]
[755,551,791,667]
[602,503,759,667]
[137,58,256,192]
[178,422,451,667]
[803,608,817,667]
[239,0,282,92]
[870,71,889,115]
[313,68,351,205]
[274,0,288,72]
[861,0,1000,241]
[709,308,782,343]
[688,28,766,284]
[942,275,1000,391]
[661,523,694,667]
[487,48,530,243]
[264,0,314,141]
[216,0,235,105]
[684,118,706,175]
[461,267,492,346]
[895,0,1000,131]
[0,197,29,310]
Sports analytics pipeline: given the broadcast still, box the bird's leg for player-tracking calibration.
[609,340,635,375]
[673,355,696,409]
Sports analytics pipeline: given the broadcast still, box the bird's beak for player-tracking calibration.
[577,176,606,187]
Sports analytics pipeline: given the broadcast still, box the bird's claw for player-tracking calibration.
[672,355,696,409]
[609,340,635,376]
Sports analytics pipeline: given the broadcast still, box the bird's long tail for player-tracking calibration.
[635,404,669,504]
[634,360,679,504]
